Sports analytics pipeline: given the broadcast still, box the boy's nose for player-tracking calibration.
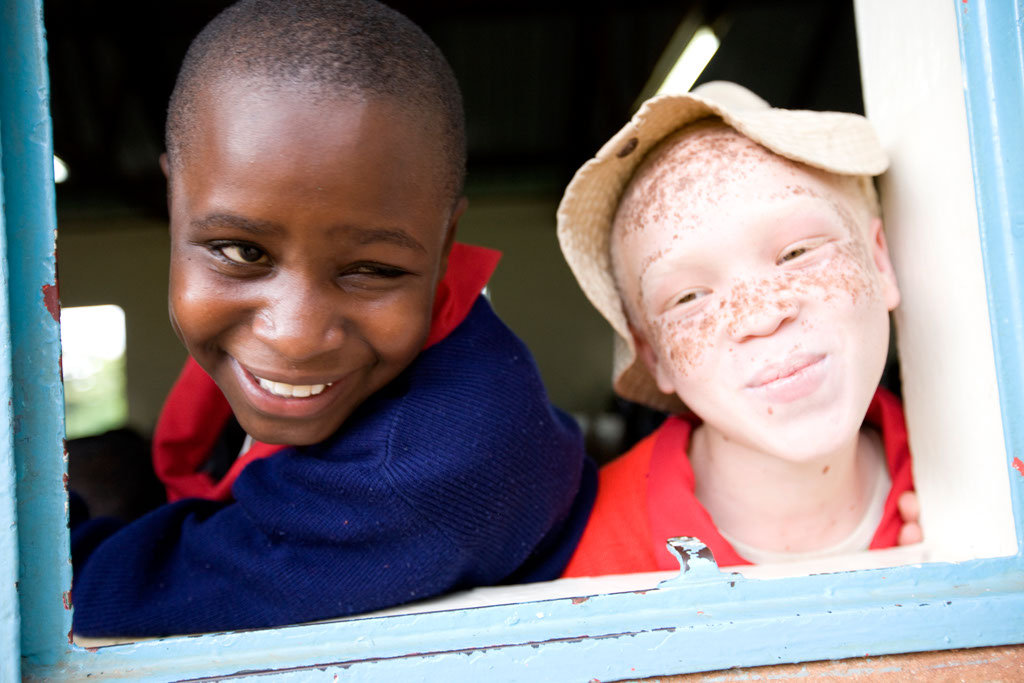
[726,286,800,342]
[251,281,344,363]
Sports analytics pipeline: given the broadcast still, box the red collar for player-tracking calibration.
[153,243,501,502]
[645,416,747,569]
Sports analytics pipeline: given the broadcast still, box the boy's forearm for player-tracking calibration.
[70,492,464,637]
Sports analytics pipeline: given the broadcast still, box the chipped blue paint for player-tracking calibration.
[956,0,1024,536]
[0,121,22,682]
[5,0,1024,680]
[0,0,71,668]
[22,557,1024,681]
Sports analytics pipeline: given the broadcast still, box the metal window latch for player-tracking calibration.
[658,536,734,587]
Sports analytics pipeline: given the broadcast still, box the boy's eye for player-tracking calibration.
[777,247,808,264]
[220,244,269,265]
[342,262,409,279]
[775,238,833,266]
[674,289,708,307]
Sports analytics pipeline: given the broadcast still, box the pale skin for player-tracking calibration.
[613,124,920,553]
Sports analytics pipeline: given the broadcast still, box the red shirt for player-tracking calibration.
[563,387,914,577]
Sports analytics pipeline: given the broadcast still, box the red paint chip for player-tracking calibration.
[1012,457,1024,477]
[42,283,60,322]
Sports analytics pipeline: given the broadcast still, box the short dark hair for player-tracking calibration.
[166,0,466,198]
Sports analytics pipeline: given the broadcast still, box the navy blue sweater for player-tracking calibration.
[72,298,595,637]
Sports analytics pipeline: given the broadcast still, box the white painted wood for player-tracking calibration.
[854,0,1015,560]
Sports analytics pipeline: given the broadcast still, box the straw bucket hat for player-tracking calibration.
[556,80,889,413]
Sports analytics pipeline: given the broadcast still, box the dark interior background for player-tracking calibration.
[47,0,866,465]
[46,0,863,214]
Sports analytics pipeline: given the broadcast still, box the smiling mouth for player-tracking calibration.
[254,375,332,398]
[749,354,826,388]
[745,354,828,404]
[228,358,351,421]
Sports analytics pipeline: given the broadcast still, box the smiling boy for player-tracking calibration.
[558,82,915,575]
[70,0,594,637]
[167,80,459,449]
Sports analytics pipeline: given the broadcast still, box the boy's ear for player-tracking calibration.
[437,196,467,278]
[868,217,901,311]
[159,153,174,218]
[444,196,467,255]
[630,321,677,397]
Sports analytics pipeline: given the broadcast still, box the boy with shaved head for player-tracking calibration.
[70,0,594,636]
[558,82,917,576]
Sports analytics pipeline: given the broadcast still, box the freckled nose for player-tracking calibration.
[251,279,344,362]
[726,281,800,341]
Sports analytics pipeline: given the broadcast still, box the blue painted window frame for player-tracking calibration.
[4,0,1022,679]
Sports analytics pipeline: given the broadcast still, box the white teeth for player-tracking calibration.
[256,377,330,398]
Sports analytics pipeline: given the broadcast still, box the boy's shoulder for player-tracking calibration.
[561,424,664,577]
[371,294,568,443]
[863,386,912,484]
[367,294,583,478]
[420,294,531,367]
[866,387,914,549]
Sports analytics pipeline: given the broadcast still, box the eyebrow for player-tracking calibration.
[338,225,427,253]
[639,247,686,295]
[191,213,428,253]
[191,213,282,235]
[767,188,861,235]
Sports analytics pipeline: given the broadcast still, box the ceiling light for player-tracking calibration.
[657,26,720,96]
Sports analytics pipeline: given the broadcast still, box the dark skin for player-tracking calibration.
[163,77,465,446]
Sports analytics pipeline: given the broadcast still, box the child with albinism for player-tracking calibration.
[558,82,919,576]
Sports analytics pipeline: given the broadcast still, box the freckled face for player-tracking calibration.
[167,80,460,445]
[615,128,900,460]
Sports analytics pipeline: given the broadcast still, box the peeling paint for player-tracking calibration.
[571,597,589,605]
[41,282,60,322]
[62,591,72,610]
[1012,457,1024,477]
